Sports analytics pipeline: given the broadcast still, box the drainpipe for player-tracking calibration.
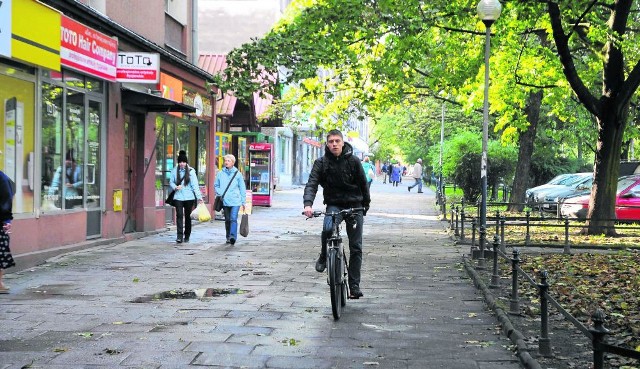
[191,0,198,64]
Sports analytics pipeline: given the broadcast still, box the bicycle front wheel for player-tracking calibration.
[327,246,342,320]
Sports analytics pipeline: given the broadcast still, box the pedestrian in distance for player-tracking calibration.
[381,162,388,184]
[408,158,424,193]
[391,163,402,187]
[362,156,375,189]
[303,129,370,299]
[0,170,15,294]
[214,154,246,245]
[387,161,394,184]
[170,150,203,243]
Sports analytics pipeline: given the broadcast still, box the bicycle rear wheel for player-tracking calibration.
[327,246,342,319]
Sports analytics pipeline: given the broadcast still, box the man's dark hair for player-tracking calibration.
[326,129,343,140]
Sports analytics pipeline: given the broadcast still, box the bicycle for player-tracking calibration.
[304,207,364,320]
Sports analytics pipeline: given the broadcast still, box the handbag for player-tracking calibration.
[165,190,176,207]
[239,214,249,237]
[215,170,239,212]
[214,196,223,212]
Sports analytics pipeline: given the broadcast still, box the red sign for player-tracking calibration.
[250,143,272,151]
[303,137,322,148]
[60,16,118,81]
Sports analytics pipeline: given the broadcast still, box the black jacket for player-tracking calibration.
[0,170,14,224]
[303,142,371,209]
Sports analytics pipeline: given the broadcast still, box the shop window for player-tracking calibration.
[0,73,36,214]
[41,83,63,210]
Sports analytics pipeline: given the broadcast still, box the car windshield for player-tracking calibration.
[617,177,639,193]
[556,174,585,185]
[547,174,572,185]
[564,174,590,186]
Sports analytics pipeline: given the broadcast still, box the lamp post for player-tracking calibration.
[476,0,502,269]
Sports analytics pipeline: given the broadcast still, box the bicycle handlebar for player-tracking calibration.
[302,207,365,218]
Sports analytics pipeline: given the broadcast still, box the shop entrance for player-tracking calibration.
[123,113,141,233]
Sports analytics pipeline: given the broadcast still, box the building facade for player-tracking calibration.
[1,0,217,266]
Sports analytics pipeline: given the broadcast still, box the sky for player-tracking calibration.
[198,0,284,54]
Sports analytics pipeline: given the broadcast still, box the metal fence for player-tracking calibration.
[441,198,640,368]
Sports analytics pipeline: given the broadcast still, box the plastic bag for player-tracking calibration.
[191,203,212,222]
[240,214,249,237]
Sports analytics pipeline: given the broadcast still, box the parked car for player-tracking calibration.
[526,173,590,206]
[560,174,640,220]
[537,174,594,213]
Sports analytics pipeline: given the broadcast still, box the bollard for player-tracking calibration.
[489,235,500,288]
[500,216,506,253]
[450,203,455,230]
[477,225,487,270]
[441,195,447,220]
[538,271,552,356]
[563,217,571,254]
[460,202,466,241]
[588,309,610,369]
[471,219,477,258]
[454,206,460,237]
[509,249,521,315]
[525,211,531,246]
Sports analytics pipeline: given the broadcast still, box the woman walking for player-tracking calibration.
[170,150,203,243]
[214,154,246,245]
[0,170,15,293]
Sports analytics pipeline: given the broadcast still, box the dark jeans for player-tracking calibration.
[175,200,195,239]
[321,205,364,288]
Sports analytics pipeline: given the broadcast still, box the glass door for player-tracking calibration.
[85,99,102,238]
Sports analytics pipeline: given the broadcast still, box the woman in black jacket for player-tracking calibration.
[0,170,15,293]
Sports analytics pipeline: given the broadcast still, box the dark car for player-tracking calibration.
[561,175,640,220]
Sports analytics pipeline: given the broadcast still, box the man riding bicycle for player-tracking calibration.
[303,129,371,299]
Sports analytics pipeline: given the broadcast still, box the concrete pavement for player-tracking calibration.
[0,180,522,369]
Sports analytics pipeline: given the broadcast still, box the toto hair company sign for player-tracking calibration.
[60,15,118,81]
[116,52,160,83]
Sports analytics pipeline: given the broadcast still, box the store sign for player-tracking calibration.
[303,137,322,148]
[250,143,271,151]
[10,0,61,70]
[0,0,10,57]
[183,90,211,119]
[159,72,183,117]
[60,15,118,81]
[116,52,159,83]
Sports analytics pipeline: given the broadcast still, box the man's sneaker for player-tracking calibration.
[315,255,326,272]
[349,285,363,299]
[229,238,236,245]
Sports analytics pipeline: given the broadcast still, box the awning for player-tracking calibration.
[121,88,196,113]
[347,137,370,153]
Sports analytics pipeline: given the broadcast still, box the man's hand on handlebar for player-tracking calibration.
[303,205,314,218]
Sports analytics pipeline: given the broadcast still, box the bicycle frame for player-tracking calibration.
[305,207,363,320]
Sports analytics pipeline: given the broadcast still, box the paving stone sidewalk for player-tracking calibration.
[0,180,522,369]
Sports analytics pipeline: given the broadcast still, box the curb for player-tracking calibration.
[462,256,542,369]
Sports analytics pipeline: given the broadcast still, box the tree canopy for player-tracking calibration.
[214,0,640,234]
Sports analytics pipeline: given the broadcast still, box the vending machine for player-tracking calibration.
[249,142,273,206]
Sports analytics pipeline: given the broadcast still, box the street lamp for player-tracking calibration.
[477,0,501,269]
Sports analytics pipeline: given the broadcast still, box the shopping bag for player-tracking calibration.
[165,190,176,207]
[191,203,212,222]
[214,196,223,212]
[239,214,249,237]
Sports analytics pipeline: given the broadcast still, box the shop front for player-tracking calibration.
[1,2,216,264]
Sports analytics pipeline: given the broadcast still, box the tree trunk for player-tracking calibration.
[584,102,627,235]
[507,90,542,212]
